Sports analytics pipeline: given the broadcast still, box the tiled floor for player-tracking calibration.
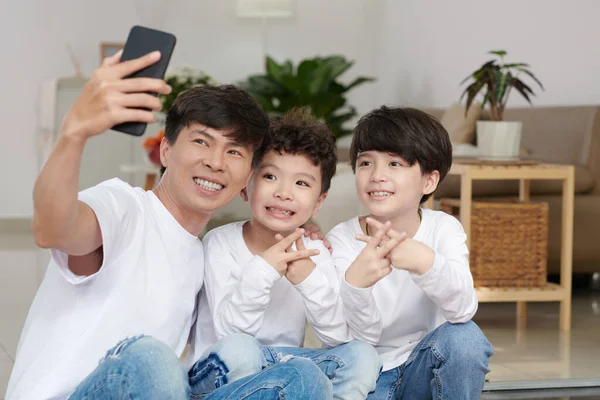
[1,227,599,399]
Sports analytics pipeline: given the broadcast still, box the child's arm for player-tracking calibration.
[327,224,403,345]
[205,230,319,339]
[285,236,352,346]
[364,217,478,323]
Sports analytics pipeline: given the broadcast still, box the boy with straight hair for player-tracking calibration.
[326,106,494,399]
[186,109,382,399]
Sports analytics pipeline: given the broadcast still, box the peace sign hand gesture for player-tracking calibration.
[260,229,320,277]
[345,221,407,289]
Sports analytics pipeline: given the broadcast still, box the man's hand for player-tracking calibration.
[280,235,317,285]
[301,219,332,254]
[345,221,407,288]
[357,218,435,275]
[260,229,320,276]
[61,50,172,141]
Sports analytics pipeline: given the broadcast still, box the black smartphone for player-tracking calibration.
[111,25,177,137]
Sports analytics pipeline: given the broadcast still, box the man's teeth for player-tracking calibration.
[194,178,223,191]
[267,207,293,215]
[370,191,392,197]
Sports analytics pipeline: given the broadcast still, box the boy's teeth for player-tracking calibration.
[267,207,292,215]
[370,191,391,197]
[194,178,223,191]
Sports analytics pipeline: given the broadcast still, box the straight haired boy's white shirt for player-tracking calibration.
[326,208,478,371]
[185,220,351,366]
[7,179,203,400]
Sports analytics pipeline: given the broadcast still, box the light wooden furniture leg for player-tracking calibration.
[559,167,575,331]
[459,172,473,248]
[517,179,531,326]
[144,173,157,191]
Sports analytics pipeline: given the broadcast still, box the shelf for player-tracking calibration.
[476,283,568,303]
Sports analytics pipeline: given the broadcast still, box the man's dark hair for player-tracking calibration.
[350,106,452,203]
[160,85,269,175]
[253,108,337,194]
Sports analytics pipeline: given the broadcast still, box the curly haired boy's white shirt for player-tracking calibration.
[184,221,352,369]
[326,208,478,372]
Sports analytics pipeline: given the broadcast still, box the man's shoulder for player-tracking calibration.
[79,178,145,207]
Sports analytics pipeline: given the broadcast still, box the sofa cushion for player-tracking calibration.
[435,164,595,198]
[439,103,481,144]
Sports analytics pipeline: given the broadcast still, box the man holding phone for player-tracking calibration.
[6,50,331,399]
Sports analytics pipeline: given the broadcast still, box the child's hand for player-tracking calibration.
[358,218,435,275]
[345,221,407,288]
[301,219,332,254]
[276,234,317,285]
[260,229,320,276]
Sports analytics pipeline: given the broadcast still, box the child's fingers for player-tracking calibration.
[277,228,305,250]
[355,234,371,243]
[366,221,391,250]
[295,235,306,251]
[377,232,406,257]
[284,249,319,262]
[275,233,285,242]
[366,217,404,241]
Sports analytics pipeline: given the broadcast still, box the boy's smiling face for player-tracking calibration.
[245,150,327,234]
[355,150,438,219]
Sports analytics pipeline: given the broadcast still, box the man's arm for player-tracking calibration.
[32,50,171,275]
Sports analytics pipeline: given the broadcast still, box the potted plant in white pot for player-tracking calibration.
[460,50,544,158]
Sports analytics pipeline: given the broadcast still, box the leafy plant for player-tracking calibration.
[159,66,217,112]
[239,55,375,138]
[460,50,544,121]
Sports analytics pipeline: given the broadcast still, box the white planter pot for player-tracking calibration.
[476,121,522,158]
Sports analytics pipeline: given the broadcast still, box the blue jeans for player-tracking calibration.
[367,321,494,400]
[69,336,190,399]
[69,335,332,400]
[189,333,381,399]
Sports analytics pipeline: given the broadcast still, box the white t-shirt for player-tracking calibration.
[184,221,350,368]
[326,209,478,372]
[7,179,203,400]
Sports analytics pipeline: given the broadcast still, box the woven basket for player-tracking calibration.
[440,199,549,288]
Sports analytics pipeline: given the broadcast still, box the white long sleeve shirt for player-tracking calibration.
[326,209,478,371]
[185,221,351,365]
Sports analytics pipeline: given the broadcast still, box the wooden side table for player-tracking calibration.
[437,161,575,331]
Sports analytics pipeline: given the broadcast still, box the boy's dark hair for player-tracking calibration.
[160,85,269,175]
[253,108,337,194]
[350,106,452,203]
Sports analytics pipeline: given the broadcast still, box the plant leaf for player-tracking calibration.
[503,63,529,68]
[518,68,544,90]
[512,78,533,104]
[324,56,354,80]
[265,56,283,81]
[489,50,507,57]
[343,76,376,92]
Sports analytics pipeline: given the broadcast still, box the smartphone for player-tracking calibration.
[111,25,177,136]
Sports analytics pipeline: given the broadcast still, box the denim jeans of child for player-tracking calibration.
[189,333,382,400]
[69,335,332,400]
[367,321,494,400]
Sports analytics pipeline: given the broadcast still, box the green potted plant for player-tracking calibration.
[460,50,544,158]
[239,55,375,138]
[159,66,216,114]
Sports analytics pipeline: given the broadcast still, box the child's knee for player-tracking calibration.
[436,321,494,364]
[202,333,265,375]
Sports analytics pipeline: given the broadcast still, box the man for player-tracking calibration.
[6,50,332,400]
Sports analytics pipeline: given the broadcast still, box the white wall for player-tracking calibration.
[1,0,600,218]
[374,0,600,108]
